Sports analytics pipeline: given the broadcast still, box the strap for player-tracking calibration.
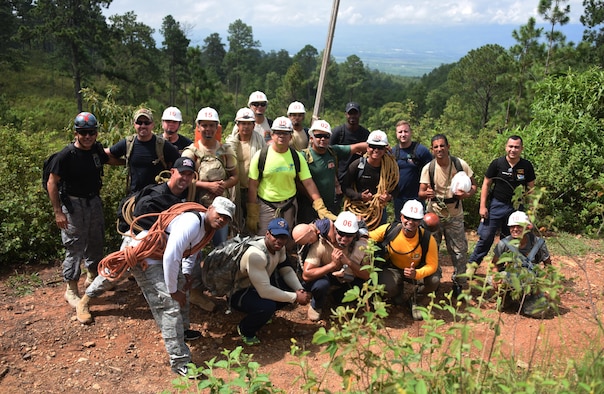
[258,146,300,183]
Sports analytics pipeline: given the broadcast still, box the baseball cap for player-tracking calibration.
[211,196,235,220]
[162,106,182,122]
[268,218,290,237]
[173,157,195,173]
[345,102,361,113]
[133,108,153,122]
[367,130,389,146]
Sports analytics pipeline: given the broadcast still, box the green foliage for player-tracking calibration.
[523,67,604,233]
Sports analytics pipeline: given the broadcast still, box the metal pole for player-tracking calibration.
[313,0,340,121]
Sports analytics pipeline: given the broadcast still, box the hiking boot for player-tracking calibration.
[237,325,261,346]
[452,283,462,299]
[410,298,423,321]
[173,365,203,379]
[189,288,216,312]
[184,329,201,341]
[76,294,93,324]
[64,280,81,308]
[84,270,97,287]
[307,305,321,321]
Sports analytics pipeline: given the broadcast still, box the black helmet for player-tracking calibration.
[74,112,98,130]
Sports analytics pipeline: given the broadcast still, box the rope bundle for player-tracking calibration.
[99,202,214,280]
[343,151,399,230]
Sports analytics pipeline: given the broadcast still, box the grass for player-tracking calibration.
[6,271,44,296]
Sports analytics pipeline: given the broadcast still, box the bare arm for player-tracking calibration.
[479,177,493,218]
[47,173,68,229]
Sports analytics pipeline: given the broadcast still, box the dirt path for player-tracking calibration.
[0,247,602,393]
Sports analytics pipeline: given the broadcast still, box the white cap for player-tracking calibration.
[367,130,389,146]
[162,106,182,122]
[450,171,472,194]
[334,211,359,234]
[287,101,306,115]
[247,91,268,106]
[401,199,424,219]
[196,107,220,123]
[235,107,255,122]
[211,196,235,220]
[507,211,531,226]
[309,120,332,135]
[271,116,293,132]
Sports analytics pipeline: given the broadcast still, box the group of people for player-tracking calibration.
[46,92,550,378]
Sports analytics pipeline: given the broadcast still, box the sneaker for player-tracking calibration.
[173,365,202,379]
[237,325,261,346]
[410,299,423,321]
[307,305,321,321]
[184,329,201,341]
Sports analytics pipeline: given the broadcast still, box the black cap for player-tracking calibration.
[345,102,361,113]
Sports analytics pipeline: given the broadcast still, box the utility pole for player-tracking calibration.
[313,0,340,121]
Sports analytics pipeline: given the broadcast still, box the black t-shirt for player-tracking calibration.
[343,157,382,200]
[132,183,187,230]
[49,143,109,197]
[110,135,180,193]
[485,156,536,203]
[161,133,193,152]
[330,123,370,183]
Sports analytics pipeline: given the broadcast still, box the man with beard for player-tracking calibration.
[160,106,192,152]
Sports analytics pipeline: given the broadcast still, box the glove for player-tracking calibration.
[246,203,260,234]
[312,198,337,221]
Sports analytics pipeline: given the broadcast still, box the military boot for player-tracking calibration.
[64,280,81,308]
[76,294,93,324]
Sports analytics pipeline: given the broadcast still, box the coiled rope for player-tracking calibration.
[343,151,399,230]
[99,202,214,280]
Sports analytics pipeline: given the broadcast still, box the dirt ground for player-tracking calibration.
[0,234,603,393]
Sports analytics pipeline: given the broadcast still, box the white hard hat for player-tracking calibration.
[367,130,389,146]
[235,107,255,122]
[450,171,472,194]
[271,116,293,132]
[247,91,268,106]
[162,106,182,122]
[196,107,220,123]
[401,199,424,219]
[334,211,359,234]
[508,211,531,226]
[309,120,332,135]
[287,101,306,115]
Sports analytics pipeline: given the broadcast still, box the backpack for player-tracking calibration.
[378,223,432,269]
[428,155,463,192]
[302,146,338,170]
[201,235,267,297]
[393,142,420,166]
[42,142,105,192]
[185,143,231,206]
[257,145,301,183]
[124,135,167,191]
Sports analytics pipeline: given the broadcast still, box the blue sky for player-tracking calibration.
[103,0,586,75]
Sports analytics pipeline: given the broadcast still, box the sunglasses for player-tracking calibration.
[336,229,355,238]
[251,102,267,107]
[135,120,152,126]
[76,129,98,136]
[369,144,386,150]
[313,134,330,140]
[403,215,422,222]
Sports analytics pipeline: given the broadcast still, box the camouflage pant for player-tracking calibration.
[432,214,469,286]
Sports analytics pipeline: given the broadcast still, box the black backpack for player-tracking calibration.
[378,223,432,269]
[257,145,301,183]
[42,142,104,192]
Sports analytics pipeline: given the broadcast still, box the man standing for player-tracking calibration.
[469,135,536,267]
[330,102,371,211]
[160,106,192,152]
[46,112,113,308]
[247,91,273,143]
[287,101,309,151]
[230,218,310,345]
[419,134,477,298]
[302,211,369,321]
[246,117,336,236]
[226,107,266,232]
[297,119,367,224]
[107,108,180,194]
[369,200,440,321]
[392,120,432,217]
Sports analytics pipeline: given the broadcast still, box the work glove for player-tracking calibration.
[312,198,337,221]
[246,203,260,234]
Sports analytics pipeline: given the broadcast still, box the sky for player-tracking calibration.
[102,0,586,75]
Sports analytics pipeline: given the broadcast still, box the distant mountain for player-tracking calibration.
[252,23,585,77]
